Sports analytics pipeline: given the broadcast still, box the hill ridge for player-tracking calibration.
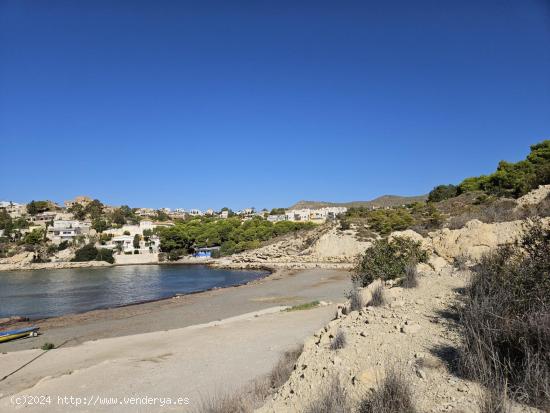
[288,194,428,210]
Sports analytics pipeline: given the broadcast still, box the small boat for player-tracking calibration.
[0,327,40,343]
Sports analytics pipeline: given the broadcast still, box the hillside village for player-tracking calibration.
[0,196,351,269]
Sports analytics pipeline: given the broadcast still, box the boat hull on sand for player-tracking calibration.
[0,327,39,343]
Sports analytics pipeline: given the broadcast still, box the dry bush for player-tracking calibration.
[446,198,520,229]
[369,284,386,307]
[304,376,351,413]
[477,386,512,413]
[402,264,418,288]
[196,391,252,413]
[459,221,550,410]
[267,345,303,389]
[453,254,469,271]
[330,330,347,350]
[348,287,365,311]
[358,365,417,413]
[196,345,303,413]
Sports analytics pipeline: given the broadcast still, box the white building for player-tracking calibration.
[110,234,160,254]
[135,208,156,217]
[47,220,91,244]
[281,207,347,223]
[188,209,203,216]
[104,220,155,237]
[267,214,287,222]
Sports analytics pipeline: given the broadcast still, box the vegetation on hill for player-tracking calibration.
[26,200,55,215]
[156,217,315,259]
[459,220,549,409]
[288,194,428,210]
[344,202,443,236]
[430,140,550,200]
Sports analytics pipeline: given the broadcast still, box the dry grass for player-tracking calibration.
[459,221,550,410]
[330,329,347,350]
[195,345,303,413]
[267,346,303,388]
[285,301,320,311]
[369,284,386,307]
[402,264,418,288]
[304,376,351,413]
[477,387,512,413]
[358,365,417,413]
[348,288,365,311]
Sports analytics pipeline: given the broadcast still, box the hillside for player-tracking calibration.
[288,194,428,210]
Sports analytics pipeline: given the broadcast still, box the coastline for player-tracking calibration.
[0,267,352,353]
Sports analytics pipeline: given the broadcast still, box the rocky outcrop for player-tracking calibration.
[516,184,550,208]
[391,217,550,262]
[214,224,371,270]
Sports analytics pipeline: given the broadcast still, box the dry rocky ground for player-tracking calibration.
[253,188,550,413]
[256,266,542,413]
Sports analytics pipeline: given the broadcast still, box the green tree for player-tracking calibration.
[133,234,141,249]
[23,228,44,245]
[457,140,550,198]
[92,218,109,233]
[155,210,170,221]
[68,203,87,220]
[428,184,458,203]
[0,209,14,236]
[26,200,50,215]
[84,199,104,219]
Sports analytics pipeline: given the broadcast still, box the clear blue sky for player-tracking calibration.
[1,1,549,210]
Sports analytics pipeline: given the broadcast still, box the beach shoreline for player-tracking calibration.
[0,267,352,353]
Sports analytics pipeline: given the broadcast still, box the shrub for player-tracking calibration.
[304,376,351,413]
[353,237,427,287]
[458,220,550,409]
[168,249,183,261]
[41,342,55,351]
[402,263,418,288]
[369,284,386,307]
[339,219,351,230]
[96,248,115,264]
[72,244,114,263]
[365,208,415,235]
[358,365,416,413]
[46,244,58,254]
[72,244,99,262]
[330,330,346,350]
[57,240,70,251]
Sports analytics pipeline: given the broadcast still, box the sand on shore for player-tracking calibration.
[0,268,351,412]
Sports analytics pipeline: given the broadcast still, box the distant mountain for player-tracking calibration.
[288,194,428,210]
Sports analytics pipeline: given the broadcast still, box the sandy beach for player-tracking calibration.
[0,268,351,412]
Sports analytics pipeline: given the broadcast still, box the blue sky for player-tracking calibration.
[1,0,549,210]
